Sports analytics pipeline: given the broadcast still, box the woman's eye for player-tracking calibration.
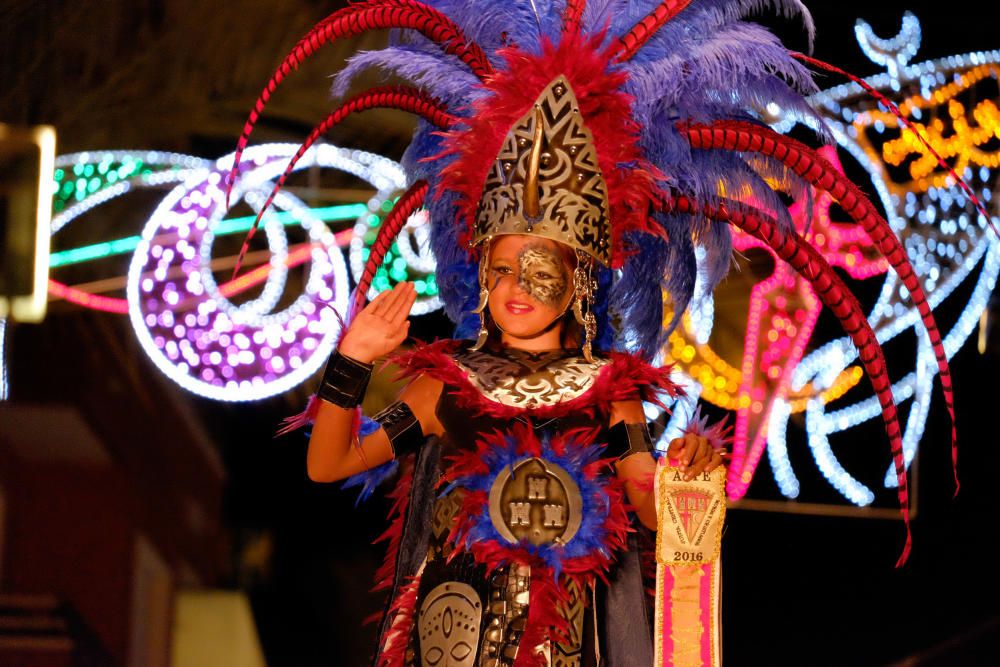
[535,272,552,280]
[491,265,513,275]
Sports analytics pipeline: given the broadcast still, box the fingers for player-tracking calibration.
[379,282,409,317]
[389,319,411,346]
[366,284,396,317]
[666,434,702,465]
[665,434,722,481]
[666,437,683,458]
[370,282,410,319]
[384,282,416,323]
[682,434,703,468]
[684,441,714,480]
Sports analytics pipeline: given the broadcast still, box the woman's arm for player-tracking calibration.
[610,400,659,530]
[305,281,444,482]
[610,400,723,531]
[307,373,443,482]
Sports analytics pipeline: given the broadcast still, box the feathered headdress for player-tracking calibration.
[229,0,965,564]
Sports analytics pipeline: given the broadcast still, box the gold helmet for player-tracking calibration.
[472,76,612,267]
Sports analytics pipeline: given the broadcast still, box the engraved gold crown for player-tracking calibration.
[472,76,613,266]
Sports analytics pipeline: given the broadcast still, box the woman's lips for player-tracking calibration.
[505,301,535,314]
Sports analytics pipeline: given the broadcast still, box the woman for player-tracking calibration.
[307,231,723,665]
[233,1,954,663]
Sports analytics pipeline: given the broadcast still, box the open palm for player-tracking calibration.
[338,282,416,364]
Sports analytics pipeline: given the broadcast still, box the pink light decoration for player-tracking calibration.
[48,280,130,314]
[49,230,352,315]
[727,145,890,498]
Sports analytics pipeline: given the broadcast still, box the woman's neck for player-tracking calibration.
[499,326,566,352]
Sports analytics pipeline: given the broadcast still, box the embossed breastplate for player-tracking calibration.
[452,347,609,409]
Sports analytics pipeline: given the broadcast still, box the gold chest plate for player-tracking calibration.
[453,348,608,409]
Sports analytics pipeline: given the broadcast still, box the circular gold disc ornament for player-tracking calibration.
[487,457,583,546]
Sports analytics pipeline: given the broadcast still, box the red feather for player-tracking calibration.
[372,468,415,593]
[225,0,491,209]
[434,31,665,268]
[376,574,422,667]
[232,88,452,279]
[664,193,914,565]
[683,120,958,501]
[614,0,695,62]
[351,181,430,318]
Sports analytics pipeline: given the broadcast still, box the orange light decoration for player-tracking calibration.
[854,63,1000,193]
[666,319,863,414]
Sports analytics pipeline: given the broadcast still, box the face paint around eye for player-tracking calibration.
[516,244,569,307]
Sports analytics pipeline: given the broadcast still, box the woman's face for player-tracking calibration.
[486,234,575,340]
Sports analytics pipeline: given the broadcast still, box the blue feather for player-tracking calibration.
[341,459,400,506]
[331,46,482,104]
[331,0,828,358]
[447,430,621,575]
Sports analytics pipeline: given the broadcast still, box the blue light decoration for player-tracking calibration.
[654,13,1000,505]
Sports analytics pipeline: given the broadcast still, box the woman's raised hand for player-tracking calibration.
[338,282,417,363]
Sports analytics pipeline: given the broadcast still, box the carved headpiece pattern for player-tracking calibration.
[473,76,612,266]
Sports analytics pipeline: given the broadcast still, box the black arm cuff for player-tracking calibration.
[605,421,654,461]
[373,401,425,457]
[317,350,373,408]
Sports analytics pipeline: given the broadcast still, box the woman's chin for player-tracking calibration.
[493,318,551,341]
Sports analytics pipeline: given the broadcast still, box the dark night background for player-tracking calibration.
[2,1,998,665]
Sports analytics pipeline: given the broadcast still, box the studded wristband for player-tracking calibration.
[606,420,654,461]
[372,401,425,457]
[316,350,374,408]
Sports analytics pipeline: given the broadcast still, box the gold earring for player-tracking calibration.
[470,250,490,351]
[572,251,597,362]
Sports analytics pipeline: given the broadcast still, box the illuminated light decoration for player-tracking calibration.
[51,151,210,233]
[51,236,146,269]
[662,314,865,415]
[765,398,799,498]
[761,15,1000,504]
[217,243,317,299]
[726,146,890,498]
[653,289,864,453]
[860,66,1000,193]
[47,144,441,401]
[854,11,921,90]
[124,143,412,401]
[651,16,999,504]
[47,280,130,314]
[654,200,871,450]
[791,240,999,500]
[50,204,367,268]
[349,202,443,316]
[653,269,861,451]
[49,230,357,316]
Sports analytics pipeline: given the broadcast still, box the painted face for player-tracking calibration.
[515,244,570,307]
[486,235,575,341]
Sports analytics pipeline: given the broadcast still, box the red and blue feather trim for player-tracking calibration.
[441,421,631,582]
[392,339,684,420]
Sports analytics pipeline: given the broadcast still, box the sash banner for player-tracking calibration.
[653,464,726,667]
